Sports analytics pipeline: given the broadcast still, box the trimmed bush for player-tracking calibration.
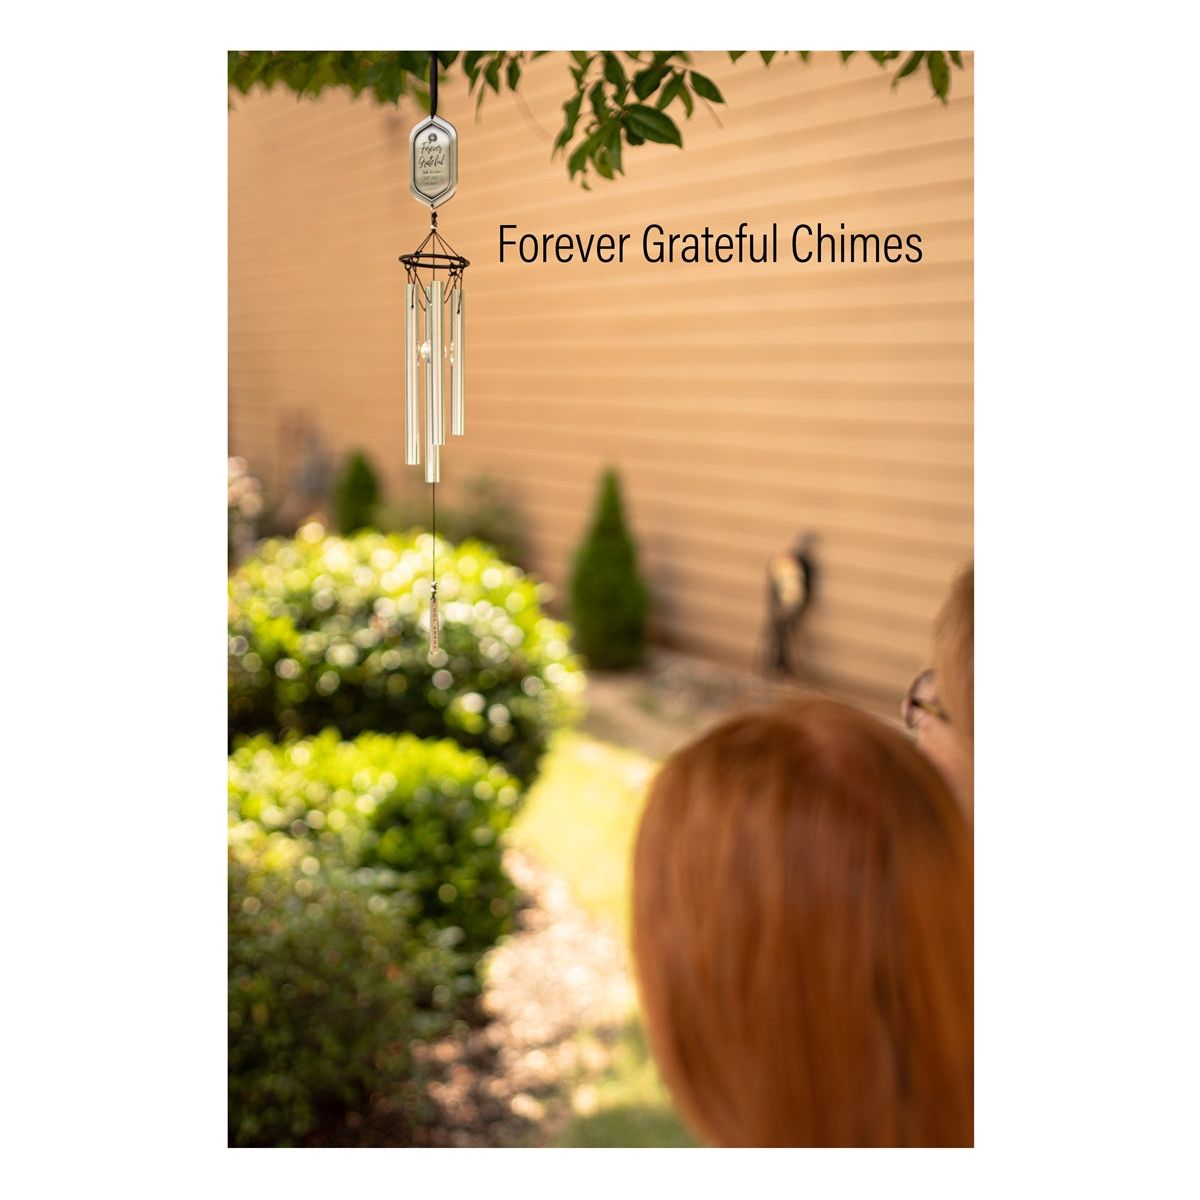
[228,730,524,959]
[228,827,456,1147]
[228,528,584,783]
[569,469,649,669]
[228,730,525,1146]
[332,449,382,534]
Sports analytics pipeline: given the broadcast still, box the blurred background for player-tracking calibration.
[227,50,973,1147]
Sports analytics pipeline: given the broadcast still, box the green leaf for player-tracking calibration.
[729,51,746,62]
[797,51,811,63]
[760,51,776,66]
[567,133,597,178]
[654,70,693,117]
[462,51,487,86]
[689,71,724,103]
[949,51,963,68]
[840,51,856,63]
[633,63,671,100]
[892,51,924,85]
[677,76,694,117]
[623,104,682,146]
[605,121,624,175]
[485,55,502,94]
[869,51,900,64]
[655,74,684,110]
[926,50,950,102]
[571,51,592,69]
[589,79,607,123]
[603,53,628,90]
[554,90,584,153]
[507,58,521,90]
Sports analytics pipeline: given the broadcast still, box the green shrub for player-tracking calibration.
[228,826,457,1147]
[228,528,584,783]
[228,730,525,1146]
[569,469,649,669]
[228,730,524,958]
[332,449,382,534]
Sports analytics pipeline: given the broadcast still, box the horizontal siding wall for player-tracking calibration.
[229,51,973,704]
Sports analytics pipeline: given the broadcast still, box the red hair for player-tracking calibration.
[632,698,973,1146]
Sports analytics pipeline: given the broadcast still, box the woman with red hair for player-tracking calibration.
[632,698,973,1147]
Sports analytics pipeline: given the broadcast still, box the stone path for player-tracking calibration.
[580,648,897,761]
[412,848,636,1147]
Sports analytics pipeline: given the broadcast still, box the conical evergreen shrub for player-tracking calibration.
[333,450,381,534]
[569,469,649,669]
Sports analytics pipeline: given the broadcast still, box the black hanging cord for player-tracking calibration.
[429,51,439,625]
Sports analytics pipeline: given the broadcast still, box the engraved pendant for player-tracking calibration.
[409,115,458,208]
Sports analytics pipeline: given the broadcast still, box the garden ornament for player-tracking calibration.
[400,52,468,657]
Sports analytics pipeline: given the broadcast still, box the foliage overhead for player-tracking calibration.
[228,50,966,186]
[227,527,583,783]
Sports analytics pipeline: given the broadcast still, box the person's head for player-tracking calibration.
[632,698,973,1147]
[903,563,974,809]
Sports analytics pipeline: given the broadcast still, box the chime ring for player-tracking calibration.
[398,250,470,272]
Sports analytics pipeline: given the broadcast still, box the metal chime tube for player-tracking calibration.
[424,280,442,483]
[451,285,465,436]
[405,282,420,465]
[429,279,445,446]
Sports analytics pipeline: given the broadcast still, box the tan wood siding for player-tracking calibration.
[229,51,973,704]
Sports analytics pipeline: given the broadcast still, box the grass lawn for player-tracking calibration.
[509,731,697,1148]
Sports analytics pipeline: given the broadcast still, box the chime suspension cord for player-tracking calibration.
[430,220,438,592]
[429,51,439,646]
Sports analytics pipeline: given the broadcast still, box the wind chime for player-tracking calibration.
[400,52,468,657]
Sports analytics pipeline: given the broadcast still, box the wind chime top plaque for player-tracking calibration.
[409,114,458,208]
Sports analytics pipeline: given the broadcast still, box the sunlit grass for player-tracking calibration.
[509,732,696,1147]
[512,730,656,937]
[558,1021,699,1148]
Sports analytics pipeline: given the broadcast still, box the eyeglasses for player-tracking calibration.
[901,668,950,731]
